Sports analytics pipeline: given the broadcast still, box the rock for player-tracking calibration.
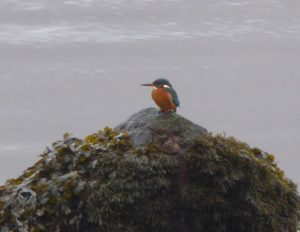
[0,109,299,232]
[116,108,207,153]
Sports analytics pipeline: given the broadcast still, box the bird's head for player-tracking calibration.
[141,78,172,89]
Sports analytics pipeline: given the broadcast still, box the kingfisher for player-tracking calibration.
[141,78,180,112]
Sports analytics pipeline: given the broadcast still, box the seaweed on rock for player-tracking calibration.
[0,108,299,232]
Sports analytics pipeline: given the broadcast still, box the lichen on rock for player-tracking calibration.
[0,108,299,232]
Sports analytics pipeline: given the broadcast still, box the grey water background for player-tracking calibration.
[0,0,300,186]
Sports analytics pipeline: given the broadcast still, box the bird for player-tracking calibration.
[141,78,180,112]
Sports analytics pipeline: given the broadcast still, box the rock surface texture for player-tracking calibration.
[0,108,299,232]
[116,108,207,152]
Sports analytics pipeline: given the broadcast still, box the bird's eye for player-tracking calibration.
[163,84,171,88]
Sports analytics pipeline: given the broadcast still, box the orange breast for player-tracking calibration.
[151,88,176,111]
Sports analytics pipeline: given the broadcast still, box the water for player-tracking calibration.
[1,0,300,187]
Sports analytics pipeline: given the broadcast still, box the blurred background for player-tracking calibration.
[0,0,299,187]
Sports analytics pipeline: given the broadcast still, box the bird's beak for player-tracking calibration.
[141,83,153,87]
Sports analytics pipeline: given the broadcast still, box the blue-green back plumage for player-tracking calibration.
[166,87,180,107]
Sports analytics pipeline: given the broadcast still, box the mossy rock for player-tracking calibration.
[0,109,299,232]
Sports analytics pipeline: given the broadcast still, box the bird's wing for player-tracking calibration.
[166,88,180,107]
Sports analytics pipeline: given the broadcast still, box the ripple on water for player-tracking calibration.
[0,0,299,45]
